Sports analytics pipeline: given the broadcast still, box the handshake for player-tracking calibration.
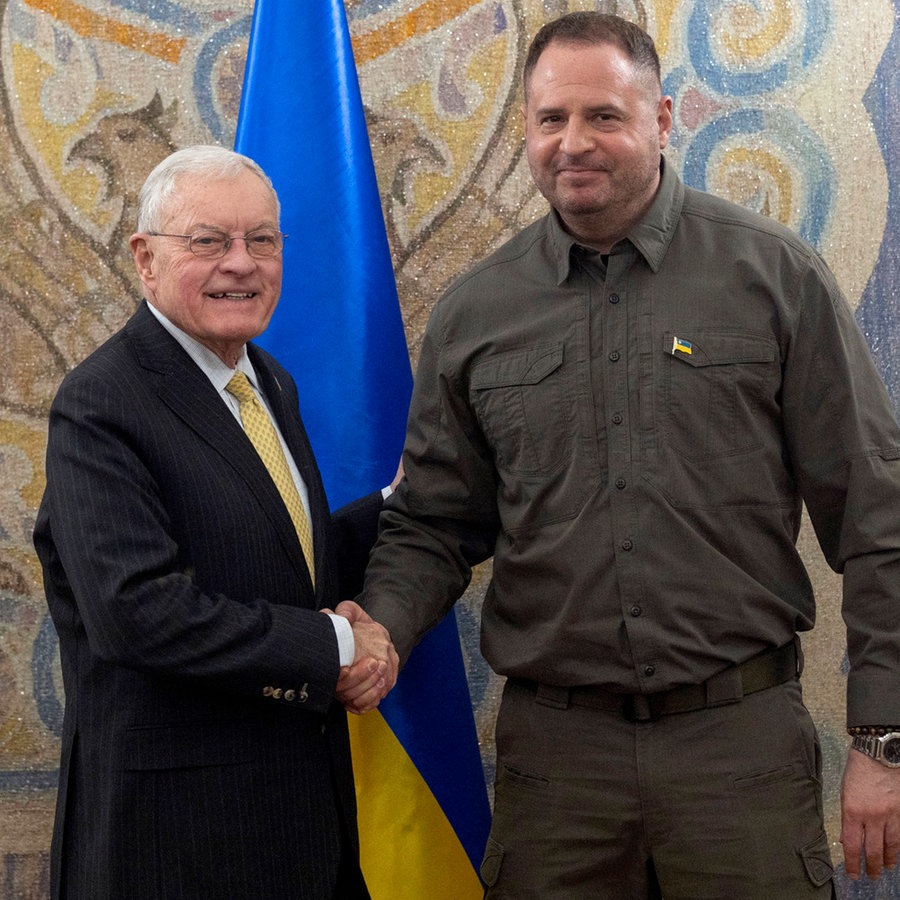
[328,600,399,715]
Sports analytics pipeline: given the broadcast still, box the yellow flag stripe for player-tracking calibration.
[349,711,484,899]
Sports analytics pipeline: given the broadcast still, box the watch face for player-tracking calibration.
[883,736,900,766]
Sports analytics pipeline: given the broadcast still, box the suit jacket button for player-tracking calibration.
[298,683,309,703]
[284,690,296,702]
[263,686,274,697]
[272,688,283,699]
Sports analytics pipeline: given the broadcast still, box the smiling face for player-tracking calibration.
[523,39,673,252]
[130,167,282,366]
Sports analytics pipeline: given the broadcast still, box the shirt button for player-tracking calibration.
[644,665,656,677]
[612,413,624,425]
[609,293,620,304]
[630,606,642,617]
[621,539,634,551]
[609,351,620,362]
[615,478,626,489]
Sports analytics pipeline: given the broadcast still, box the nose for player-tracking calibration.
[558,118,596,156]
[218,237,257,271]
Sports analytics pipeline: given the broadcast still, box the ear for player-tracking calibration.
[130,233,157,292]
[658,95,674,150]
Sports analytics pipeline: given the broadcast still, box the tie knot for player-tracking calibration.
[226,371,255,403]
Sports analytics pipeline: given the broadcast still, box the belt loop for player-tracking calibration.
[794,635,804,676]
[704,665,743,707]
[535,684,571,710]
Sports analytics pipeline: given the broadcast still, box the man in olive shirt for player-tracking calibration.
[350,12,900,897]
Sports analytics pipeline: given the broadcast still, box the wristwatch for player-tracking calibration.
[851,732,900,767]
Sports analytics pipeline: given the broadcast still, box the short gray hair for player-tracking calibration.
[136,145,280,232]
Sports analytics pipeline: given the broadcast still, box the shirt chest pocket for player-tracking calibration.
[470,344,571,477]
[661,331,780,461]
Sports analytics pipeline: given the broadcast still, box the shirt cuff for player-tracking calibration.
[326,612,355,667]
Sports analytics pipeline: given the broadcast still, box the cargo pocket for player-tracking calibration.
[480,835,504,888]
[798,831,834,887]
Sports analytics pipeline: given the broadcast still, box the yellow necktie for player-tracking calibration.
[226,371,315,583]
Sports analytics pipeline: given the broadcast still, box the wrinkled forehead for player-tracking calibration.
[161,170,280,230]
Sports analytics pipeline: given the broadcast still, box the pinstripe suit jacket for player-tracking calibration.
[33,302,379,900]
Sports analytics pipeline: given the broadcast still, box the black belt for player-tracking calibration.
[516,638,802,723]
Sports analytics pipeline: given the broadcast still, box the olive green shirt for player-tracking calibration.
[363,159,900,725]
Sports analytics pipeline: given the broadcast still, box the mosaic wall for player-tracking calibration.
[1,0,899,896]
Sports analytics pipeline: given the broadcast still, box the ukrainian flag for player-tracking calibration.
[235,2,491,896]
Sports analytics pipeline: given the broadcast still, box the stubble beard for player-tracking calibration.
[550,161,660,247]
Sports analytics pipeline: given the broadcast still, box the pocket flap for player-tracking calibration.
[797,831,834,887]
[663,331,776,367]
[472,345,564,389]
[480,836,505,887]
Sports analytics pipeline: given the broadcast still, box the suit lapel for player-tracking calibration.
[125,304,314,592]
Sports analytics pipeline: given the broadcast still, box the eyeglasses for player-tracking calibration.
[147,228,287,259]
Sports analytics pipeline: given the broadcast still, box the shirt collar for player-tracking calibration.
[546,209,582,285]
[627,156,684,273]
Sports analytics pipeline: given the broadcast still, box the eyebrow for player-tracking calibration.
[532,102,625,117]
[188,221,279,232]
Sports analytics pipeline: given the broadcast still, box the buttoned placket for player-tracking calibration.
[585,246,658,691]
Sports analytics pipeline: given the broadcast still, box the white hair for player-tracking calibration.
[136,145,281,232]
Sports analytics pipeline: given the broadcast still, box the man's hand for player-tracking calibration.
[840,747,900,879]
[333,600,398,715]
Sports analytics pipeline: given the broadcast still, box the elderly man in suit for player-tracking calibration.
[33,145,397,900]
